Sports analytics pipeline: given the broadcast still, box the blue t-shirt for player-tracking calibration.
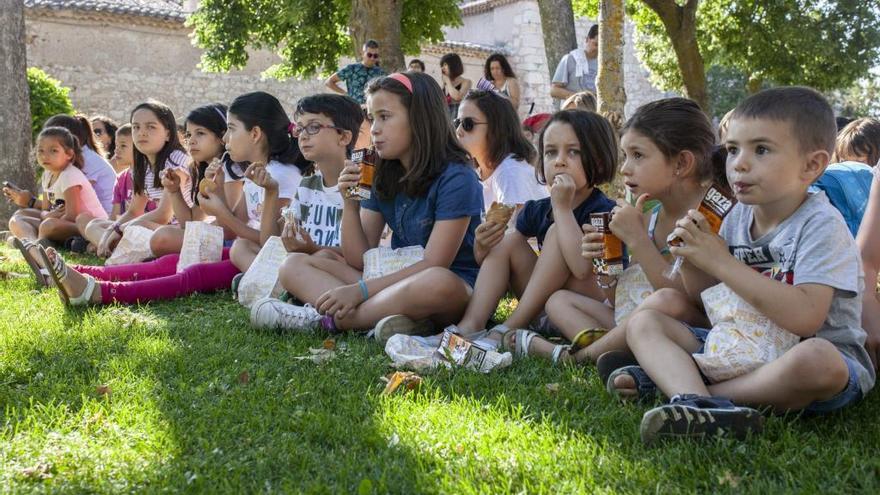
[516,188,616,248]
[362,163,483,287]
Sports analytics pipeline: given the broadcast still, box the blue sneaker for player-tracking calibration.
[640,394,763,444]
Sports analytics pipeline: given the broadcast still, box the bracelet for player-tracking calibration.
[357,279,369,301]
[27,196,36,208]
[112,223,123,235]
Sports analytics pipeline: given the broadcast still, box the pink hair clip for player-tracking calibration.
[288,122,297,136]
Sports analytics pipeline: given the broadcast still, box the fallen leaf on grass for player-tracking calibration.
[322,338,336,350]
[21,462,53,480]
[718,470,740,488]
[545,382,560,394]
[292,343,348,364]
[381,371,422,395]
[96,384,112,397]
[238,370,250,384]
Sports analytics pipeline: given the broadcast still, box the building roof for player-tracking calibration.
[422,40,509,58]
[24,0,188,22]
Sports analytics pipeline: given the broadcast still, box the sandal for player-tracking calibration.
[11,236,49,287]
[569,328,608,354]
[606,364,658,403]
[596,350,638,386]
[64,235,89,254]
[504,329,570,364]
[37,246,96,306]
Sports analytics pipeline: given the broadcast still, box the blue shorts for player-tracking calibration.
[223,239,235,248]
[684,324,863,414]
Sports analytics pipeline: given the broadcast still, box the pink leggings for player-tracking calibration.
[72,248,240,304]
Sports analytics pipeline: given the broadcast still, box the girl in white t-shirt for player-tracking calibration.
[7,126,107,244]
[197,91,309,272]
[93,100,191,257]
[455,89,548,264]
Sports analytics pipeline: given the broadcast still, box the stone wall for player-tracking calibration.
[25,10,326,122]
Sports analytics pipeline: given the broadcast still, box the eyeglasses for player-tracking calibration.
[291,122,342,138]
[366,53,380,59]
[453,117,488,133]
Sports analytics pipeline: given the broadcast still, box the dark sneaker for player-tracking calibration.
[640,394,764,444]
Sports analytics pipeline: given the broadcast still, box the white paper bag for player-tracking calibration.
[176,221,224,272]
[613,264,654,324]
[363,245,425,280]
[694,283,801,382]
[105,225,155,266]
[236,236,288,308]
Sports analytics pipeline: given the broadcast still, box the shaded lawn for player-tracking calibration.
[1,245,878,493]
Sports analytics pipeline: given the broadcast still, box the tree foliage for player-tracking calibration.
[26,67,74,141]
[574,0,880,111]
[188,0,461,79]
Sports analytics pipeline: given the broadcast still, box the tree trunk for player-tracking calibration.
[597,0,627,196]
[350,0,405,72]
[0,0,33,225]
[642,0,709,113]
[537,0,577,80]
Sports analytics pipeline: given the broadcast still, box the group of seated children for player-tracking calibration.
[3,73,878,444]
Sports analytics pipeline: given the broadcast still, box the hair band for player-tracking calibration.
[214,107,227,122]
[288,122,297,136]
[389,73,413,94]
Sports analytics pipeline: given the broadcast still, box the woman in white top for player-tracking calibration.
[485,53,522,109]
[455,89,548,257]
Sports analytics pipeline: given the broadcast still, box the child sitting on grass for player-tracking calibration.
[615,87,875,443]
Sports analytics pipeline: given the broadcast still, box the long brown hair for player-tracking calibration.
[365,72,470,199]
[130,100,186,195]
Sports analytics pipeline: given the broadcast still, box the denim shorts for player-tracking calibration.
[684,324,863,414]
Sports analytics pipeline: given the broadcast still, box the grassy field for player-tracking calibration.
[1,244,879,494]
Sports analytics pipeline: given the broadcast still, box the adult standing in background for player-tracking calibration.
[484,53,521,109]
[440,53,473,121]
[550,24,598,108]
[325,39,386,104]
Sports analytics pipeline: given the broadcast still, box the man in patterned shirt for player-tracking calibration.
[325,39,386,104]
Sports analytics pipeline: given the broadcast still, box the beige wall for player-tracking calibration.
[25,11,326,123]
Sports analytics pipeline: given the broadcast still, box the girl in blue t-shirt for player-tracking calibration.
[254,72,483,335]
[447,110,618,353]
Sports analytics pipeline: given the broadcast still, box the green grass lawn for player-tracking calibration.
[1,244,879,493]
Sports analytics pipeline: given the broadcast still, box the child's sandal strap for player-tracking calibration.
[68,275,96,306]
[550,344,570,364]
[570,328,608,353]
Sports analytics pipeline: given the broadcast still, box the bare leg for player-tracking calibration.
[280,252,362,304]
[42,248,103,304]
[229,238,262,272]
[38,218,81,242]
[334,267,471,330]
[75,213,95,237]
[456,233,537,332]
[150,225,184,257]
[709,339,850,412]
[83,219,114,246]
[9,210,41,240]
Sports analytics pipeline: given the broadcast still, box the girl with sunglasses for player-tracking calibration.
[455,89,548,265]
[256,72,483,339]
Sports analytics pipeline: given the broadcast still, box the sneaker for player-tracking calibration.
[373,314,435,346]
[640,394,764,444]
[250,297,322,331]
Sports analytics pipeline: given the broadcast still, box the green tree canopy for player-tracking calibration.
[188,0,462,79]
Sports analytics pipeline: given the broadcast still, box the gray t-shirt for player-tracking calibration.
[719,191,875,394]
[551,52,597,103]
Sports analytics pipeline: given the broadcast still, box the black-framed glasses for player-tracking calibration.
[291,122,342,138]
[366,52,380,59]
[453,117,488,133]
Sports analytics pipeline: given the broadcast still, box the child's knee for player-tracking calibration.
[280,252,310,277]
[412,267,466,300]
[545,290,572,317]
[38,219,59,236]
[638,288,688,316]
[149,227,179,254]
[625,309,665,346]
[787,339,849,393]
[75,213,93,232]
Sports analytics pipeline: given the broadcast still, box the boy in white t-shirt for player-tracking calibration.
[250,93,365,328]
[617,87,875,443]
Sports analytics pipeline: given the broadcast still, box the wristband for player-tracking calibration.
[27,196,36,208]
[112,223,123,236]
[357,279,369,301]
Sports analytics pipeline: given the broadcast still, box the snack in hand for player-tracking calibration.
[485,201,515,225]
[198,178,217,196]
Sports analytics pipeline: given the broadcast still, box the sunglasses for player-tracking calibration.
[291,122,342,138]
[366,53,380,59]
[453,117,488,133]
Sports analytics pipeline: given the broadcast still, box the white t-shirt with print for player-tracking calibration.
[143,149,193,206]
[41,165,108,220]
[243,160,302,228]
[481,155,548,210]
[292,172,344,247]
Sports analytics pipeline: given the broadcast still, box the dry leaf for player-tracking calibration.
[96,384,112,397]
[382,371,422,395]
[322,338,336,350]
[718,470,740,488]
[21,462,53,480]
[545,383,560,394]
[238,370,250,384]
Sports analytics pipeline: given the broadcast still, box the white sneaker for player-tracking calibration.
[373,314,435,346]
[250,297,322,331]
